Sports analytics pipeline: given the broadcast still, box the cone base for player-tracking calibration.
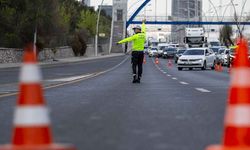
[206,145,250,150]
[0,144,75,150]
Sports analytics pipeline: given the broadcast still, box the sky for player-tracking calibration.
[90,0,250,18]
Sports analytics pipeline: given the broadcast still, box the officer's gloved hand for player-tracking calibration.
[116,42,119,45]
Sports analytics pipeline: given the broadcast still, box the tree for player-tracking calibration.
[220,25,234,47]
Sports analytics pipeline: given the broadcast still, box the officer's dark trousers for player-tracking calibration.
[131,51,144,77]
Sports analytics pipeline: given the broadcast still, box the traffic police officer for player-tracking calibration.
[117,20,146,83]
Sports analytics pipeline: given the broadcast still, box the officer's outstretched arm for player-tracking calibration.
[118,35,137,44]
[142,20,146,33]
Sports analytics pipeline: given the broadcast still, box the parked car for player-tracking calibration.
[148,47,158,57]
[177,48,216,71]
[174,48,186,63]
[162,47,177,59]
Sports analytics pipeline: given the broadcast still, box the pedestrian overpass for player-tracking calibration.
[126,0,250,28]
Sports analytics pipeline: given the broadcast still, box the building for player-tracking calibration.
[171,0,202,44]
[98,5,113,18]
[82,0,90,6]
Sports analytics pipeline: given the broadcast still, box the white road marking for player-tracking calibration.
[167,74,171,77]
[163,72,167,74]
[195,88,211,93]
[47,74,94,82]
[0,92,10,94]
[172,77,177,80]
[180,81,189,85]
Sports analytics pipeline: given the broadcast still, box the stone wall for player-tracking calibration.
[0,48,23,63]
[38,46,74,61]
[0,46,75,63]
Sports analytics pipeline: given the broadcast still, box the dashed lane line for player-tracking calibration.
[195,88,211,93]
[180,81,189,85]
[172,77,177,80]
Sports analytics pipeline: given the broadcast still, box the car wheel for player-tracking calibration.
[211,61,215,70]
[189,68,193,70]
[202,61,207,70]
[178,67,183,71]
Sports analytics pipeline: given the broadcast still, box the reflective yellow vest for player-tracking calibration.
[118,23,146,51]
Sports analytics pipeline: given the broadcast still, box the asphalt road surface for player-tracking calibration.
[0,55,231,150]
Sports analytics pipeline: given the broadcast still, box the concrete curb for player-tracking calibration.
[0,53,125,69]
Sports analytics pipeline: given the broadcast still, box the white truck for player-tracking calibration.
[184,27,207,48]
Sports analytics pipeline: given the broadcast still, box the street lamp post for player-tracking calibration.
[95,0,105,57]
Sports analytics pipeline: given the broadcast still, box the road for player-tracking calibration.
[0,55,230,150]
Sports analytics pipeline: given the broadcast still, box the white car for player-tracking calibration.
[217,48,230,65]
[148,47,158,57]
[177,48,216,71]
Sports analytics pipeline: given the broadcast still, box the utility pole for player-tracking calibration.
[166,0,168,21]
[33,26,37,57]
[95,0,105,57]
[155,0,157,21]
[188,0,190,27]
[108,6,114,54]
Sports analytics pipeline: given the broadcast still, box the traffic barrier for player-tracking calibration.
[205,38,250,150]
[0,44,75,150]
[155,57,159,64]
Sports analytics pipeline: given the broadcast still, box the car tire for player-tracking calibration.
[211,61,215,70]
[178,67,183,71]
[202,61,207,70]
[189,68,193,70]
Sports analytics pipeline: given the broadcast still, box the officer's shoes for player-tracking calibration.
[136,76,141,83]
[132,75,137,83]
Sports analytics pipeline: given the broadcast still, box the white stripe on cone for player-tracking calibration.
[20,64,42,83]
[231,68,250,87]
[225,105,250,127]
[14,106,50,126]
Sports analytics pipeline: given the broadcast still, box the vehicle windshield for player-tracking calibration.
[164,48,176,52]
[178,50,186,54]
[159,46,166,50]
[210,42,220,47]
[183,49,204,55]
[218,49,225,54]
[211,47,220,53]
[230,48,236,55]
[186,37,204,44]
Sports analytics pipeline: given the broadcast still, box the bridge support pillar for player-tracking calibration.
[111,0,128,53]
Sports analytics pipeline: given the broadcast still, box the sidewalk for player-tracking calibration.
[0,53,125,69]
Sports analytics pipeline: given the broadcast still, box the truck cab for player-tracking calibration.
[184,28,207,48]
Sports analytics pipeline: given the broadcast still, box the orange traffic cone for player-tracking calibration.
[205,38,250,150]
[218,63,223,72]
[167,59,173,68]
[155,57,159,64]
[143,55,146,64]
[0,45,75,150]
[215,64,218,71]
